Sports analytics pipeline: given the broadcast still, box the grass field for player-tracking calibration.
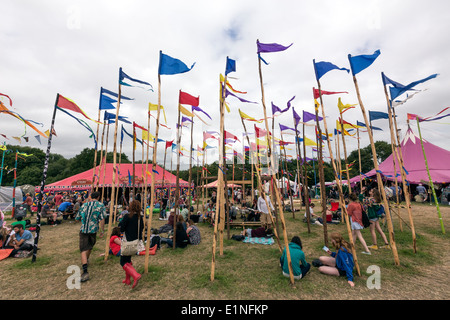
[0,199,449,301]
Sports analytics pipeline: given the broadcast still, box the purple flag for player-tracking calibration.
[225,88,257,104]
[191,105,212,120]
[303,110,322,123]
[257,40,293,53]
[279,124,296,132]
[272,96,295,115]
[293,108,301,128]
[181,116,193,123]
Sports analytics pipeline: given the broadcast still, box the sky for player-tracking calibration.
[1,0,449,172]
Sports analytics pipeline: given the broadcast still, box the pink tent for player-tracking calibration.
[350,127,450,185]
[204,180,241,188]
[35,163,190,192]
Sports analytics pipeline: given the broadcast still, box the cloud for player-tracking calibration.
[0,0,449,173]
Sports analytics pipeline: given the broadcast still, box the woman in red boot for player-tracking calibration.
[119,200,144,288]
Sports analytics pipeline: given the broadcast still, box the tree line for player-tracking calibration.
[0,141,392,188]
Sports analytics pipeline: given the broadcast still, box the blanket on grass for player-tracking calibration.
[243,237,274,245]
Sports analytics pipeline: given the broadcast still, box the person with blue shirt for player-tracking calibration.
[279,236,310,280]
[316,232,355,287]
[7,224,34,257]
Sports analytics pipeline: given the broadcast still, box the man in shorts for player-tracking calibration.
[75,191,106,282]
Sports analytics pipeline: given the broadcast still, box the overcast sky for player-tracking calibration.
[1,0,449,171]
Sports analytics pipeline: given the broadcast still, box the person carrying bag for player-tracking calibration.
[119,200,144,288]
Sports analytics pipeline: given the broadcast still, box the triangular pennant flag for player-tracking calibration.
[119,68,153,91]
[348,49,381,76]
[159,51,195,75]
[313,60,350,80]
[179,90,200,106]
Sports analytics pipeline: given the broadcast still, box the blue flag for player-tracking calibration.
[357,120,382,131]
[103,111,131,124]
[389,73,439,100]
[348,49,381,75]
[99,87,133,110]
[225,57,236,75]
[159,51,195,75]
[369,110,390,121]
[119,68,153,91]
[313,60,350,80]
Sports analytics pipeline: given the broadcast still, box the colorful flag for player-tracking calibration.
[337,97,357,114]
[57,95,101,124]
[389,73,439,100]
[0,93,13,106]
[203,131,219,141]
[313,88,348,99]
[303,110,321,123]
[225,57,236,75]
[191,105,212,120]
[149,103,167,124]
[179,104,195,118]
[103,111,131,124]
[0,101,48,138]
[313,60,350,80]
[293,108,301,128]
[181,116,193,124]
[119,68,153,91]
[224,130,240,142]
[179,90,200,106]
[159,51,195,75]
[220,74,247,94]
[356,120,382,131]
[257,40,293,53]
[254,125,268,138]
[57,107,97,147]
[225,88,257,104]
[99,87,133,110]
[239,109,263,123]
[279,124,296,132]
[348,49,381,76]
[369,111,389,121]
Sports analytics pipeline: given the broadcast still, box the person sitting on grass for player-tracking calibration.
[241,226,273,238]
[314,232,355,287]
[279,236,310,281]
[7,224,34,257]
[186,219,201,245]
[160,222,189,249]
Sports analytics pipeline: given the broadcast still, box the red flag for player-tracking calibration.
[56,95,101,124]
[224,130,240,142]
[179,90,199,106]
[313,88,348,99]
[203,131,219,141]
[133,122,148,132]
[165,140,174,149]
[254,125,267,138]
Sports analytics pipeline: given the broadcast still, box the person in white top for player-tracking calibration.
[257,192,274,228]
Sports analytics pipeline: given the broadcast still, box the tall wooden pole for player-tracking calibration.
[313,60,361,275]
[257,42,294,285]
[91,104,102,192]
[144,72,162,271]
[96,119,106,192]
[339,113,352,194]
[350,71,400,266]
[313,105,328,246]
[357,128,363,191]
[382,75,417,251]
[104,69,122,261]
[299,124,311,233]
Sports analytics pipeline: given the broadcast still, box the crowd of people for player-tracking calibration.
[0,179,425,289]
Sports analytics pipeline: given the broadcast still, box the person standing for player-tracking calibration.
[257,192,274,229]
[119,200,144,288]
[364,188,389,250]
[347,193,371,255]
[75,191,106,283]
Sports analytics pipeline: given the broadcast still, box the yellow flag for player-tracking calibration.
[179,104,195,117]
[337,97,357,113]
[303,136,318,146]
[239,109,263,123]
[149,103,167,124]
[142,130,155,142]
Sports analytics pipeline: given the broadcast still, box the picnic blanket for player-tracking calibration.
[243,237,274,245]
[0,249,13,261]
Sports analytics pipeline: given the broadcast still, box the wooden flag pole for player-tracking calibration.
[144,72,162,272]
[302,122,312,233]
[339,113,352,194]
[313,104,329,247]
[101,123,110,203]
[143,101,151,226]
[96,118,106,192]
[132,123,137,197]
[187,114,194,221]
[357,127,363,191]
[382,76,417,251]
[112,134,124,225]
[240,114,282,252]
[173,98,182,249]
[91,104,102,191]
[211,71,227,281]
[280,131,295,219]
[313,73,361,276]
[257,42,295,285]
[415,117,445,234]
[351,73,400,266]
[104,70,122,261]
